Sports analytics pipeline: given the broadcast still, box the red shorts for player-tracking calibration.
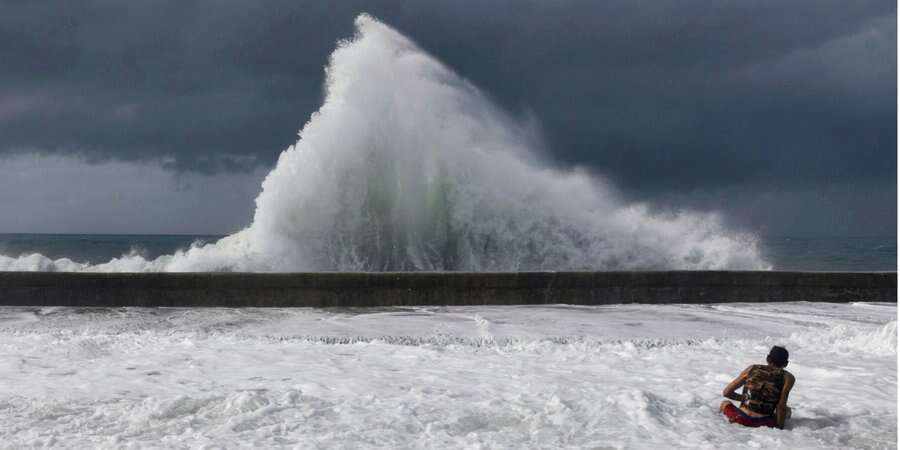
[722,403,777,428]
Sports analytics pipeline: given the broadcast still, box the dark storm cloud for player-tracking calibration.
[0,0,895,191]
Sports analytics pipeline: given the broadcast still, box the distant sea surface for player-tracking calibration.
[0,234,895,271]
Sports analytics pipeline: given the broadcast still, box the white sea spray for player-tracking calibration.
[0,15,768,272]
[0,302,894,448]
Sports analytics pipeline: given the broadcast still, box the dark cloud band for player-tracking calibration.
[0,0,895,192]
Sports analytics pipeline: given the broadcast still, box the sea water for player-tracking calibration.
[0,233,894,271]
[0,303,894,448]
[0,14,895,449]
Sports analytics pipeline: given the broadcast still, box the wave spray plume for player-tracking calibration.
[0,15,769,272]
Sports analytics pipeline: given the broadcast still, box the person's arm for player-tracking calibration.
[775,371,795,429]
[722,366,752,402]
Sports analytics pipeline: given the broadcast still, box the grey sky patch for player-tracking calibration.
[0,155,263,234]
[645,181,897,237]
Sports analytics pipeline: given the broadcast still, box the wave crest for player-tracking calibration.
[1,15,768,272]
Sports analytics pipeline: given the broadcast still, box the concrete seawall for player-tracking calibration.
[0,271,894,307]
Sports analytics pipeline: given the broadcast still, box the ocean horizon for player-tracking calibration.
[0,233,894,272]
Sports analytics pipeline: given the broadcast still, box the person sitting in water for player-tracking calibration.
[719,345,795,429]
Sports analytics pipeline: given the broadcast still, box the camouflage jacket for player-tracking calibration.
[740,365,785,416]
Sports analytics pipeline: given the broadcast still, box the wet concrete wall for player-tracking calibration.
[0,271,894,307]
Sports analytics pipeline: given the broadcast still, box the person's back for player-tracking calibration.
[720,346,795,429]
[741,364,786,416]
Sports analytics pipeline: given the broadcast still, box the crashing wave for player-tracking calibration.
[1,15,769,272]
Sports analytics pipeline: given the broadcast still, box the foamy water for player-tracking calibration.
[0,15,768,272]
[0,302,894,449]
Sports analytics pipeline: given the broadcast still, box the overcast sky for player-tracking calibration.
[0,1,896,236]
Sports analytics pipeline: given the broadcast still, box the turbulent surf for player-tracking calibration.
[0,303,895,448]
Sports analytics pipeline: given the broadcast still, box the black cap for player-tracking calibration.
[768,346,789,367]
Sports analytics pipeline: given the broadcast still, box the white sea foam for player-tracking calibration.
[0,15,768,272]
[0,302,894,448]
